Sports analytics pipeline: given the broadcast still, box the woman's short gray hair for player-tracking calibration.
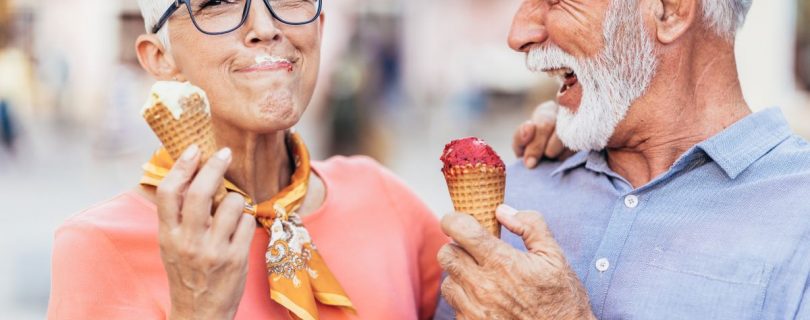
[702,0,753,41]
[138,0,174,50]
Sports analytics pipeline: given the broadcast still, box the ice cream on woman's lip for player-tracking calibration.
[239,54,295,73]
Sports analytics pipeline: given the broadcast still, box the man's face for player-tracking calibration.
[167,0,323,133]
[509,0,657,151]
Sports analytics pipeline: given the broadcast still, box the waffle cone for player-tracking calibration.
[443,164,505,238]
[143,93,227,202]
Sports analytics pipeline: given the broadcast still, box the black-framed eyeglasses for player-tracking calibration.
[151,0,323,35]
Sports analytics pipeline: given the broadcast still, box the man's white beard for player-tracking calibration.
[526,0,657,151]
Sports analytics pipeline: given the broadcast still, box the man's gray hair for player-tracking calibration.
[702,0,753,40]
[138,0,173,51]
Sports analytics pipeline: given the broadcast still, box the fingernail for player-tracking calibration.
[525,157,538,168]
[216,148,232,161]
[497,204,518,216]
[180,144,199,161]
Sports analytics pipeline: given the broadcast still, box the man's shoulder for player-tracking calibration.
[746,134,810,178]
[506,159,566,185]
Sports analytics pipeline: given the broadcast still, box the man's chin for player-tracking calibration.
[556,110,615,152]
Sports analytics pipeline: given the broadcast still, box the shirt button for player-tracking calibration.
[595,258,610,272]
[624,195,639,208]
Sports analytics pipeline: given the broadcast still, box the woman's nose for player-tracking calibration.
[244,0,282,45]
[508,1,550,53]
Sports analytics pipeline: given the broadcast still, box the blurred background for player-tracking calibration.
[0,0,808,318]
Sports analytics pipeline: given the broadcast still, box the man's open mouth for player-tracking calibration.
[543,67,582,109]
[544,67,578,93]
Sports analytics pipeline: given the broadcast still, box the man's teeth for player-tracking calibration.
[544,67,575,81]
[543,67,577,93]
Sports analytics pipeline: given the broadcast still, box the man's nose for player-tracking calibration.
[508,1,550,53]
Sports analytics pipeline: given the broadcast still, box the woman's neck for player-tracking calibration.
[214,122,293,204]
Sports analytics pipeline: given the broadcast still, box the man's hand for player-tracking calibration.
[156,145,256,320]
[512,101,573,168]
[438,205,595,320]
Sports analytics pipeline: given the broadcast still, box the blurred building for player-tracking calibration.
[0,0,808,319]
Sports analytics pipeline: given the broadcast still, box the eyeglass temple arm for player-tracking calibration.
[151,0,184,34]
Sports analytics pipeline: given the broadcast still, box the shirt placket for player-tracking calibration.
[584,188,647,317]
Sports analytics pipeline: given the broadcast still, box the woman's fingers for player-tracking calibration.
[210,192,247,243]
[544,132,566,159]
[181,148,233,235]
[523,102,560,168]
[156,145,201,229]
[231,214,257,254]
[512,121,535,158]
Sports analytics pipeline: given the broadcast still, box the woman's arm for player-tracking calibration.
[377,165,450,320]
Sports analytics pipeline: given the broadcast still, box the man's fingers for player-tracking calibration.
[210,192,247,243]
[495,205,561,262]
[441,277,470,314]
[181,148,233,234]
[441,212,508,265]
[441,277,485,320]
[512,121,535,158]
[156,145,201,229]
[544,132,566,159]
[437,243,480,282]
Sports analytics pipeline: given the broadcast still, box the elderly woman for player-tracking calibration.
[46,1,448,319]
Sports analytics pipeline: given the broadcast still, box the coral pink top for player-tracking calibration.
[48,156,448,320]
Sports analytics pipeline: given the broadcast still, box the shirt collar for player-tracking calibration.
[551,108,793,180]
[696,107,792,179]
[551,150,591,176]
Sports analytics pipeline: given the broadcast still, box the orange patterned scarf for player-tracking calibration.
[140,132,354,320]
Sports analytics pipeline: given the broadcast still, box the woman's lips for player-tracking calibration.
[239,61,294,73]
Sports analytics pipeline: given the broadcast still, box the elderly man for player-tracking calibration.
[436,0,810,319]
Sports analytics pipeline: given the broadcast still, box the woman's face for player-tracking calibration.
[167,0,323,133]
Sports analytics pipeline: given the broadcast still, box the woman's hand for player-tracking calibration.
[512,101,574,168]
[156,145,256,320]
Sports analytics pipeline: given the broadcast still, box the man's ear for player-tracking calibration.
[652,0,699,44]
[135,34,181,81]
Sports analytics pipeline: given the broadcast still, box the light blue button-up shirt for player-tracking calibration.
[435,108,810,319]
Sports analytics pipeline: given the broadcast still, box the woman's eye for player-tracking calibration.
[199,0,235,10]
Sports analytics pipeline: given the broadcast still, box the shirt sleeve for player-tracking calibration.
[376,165,450,320]
[47,219,163,320]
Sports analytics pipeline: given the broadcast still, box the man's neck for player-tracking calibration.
[605,39,751,188]
[213,120,293,204]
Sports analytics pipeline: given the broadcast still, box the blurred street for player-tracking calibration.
[1,0,810,318]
